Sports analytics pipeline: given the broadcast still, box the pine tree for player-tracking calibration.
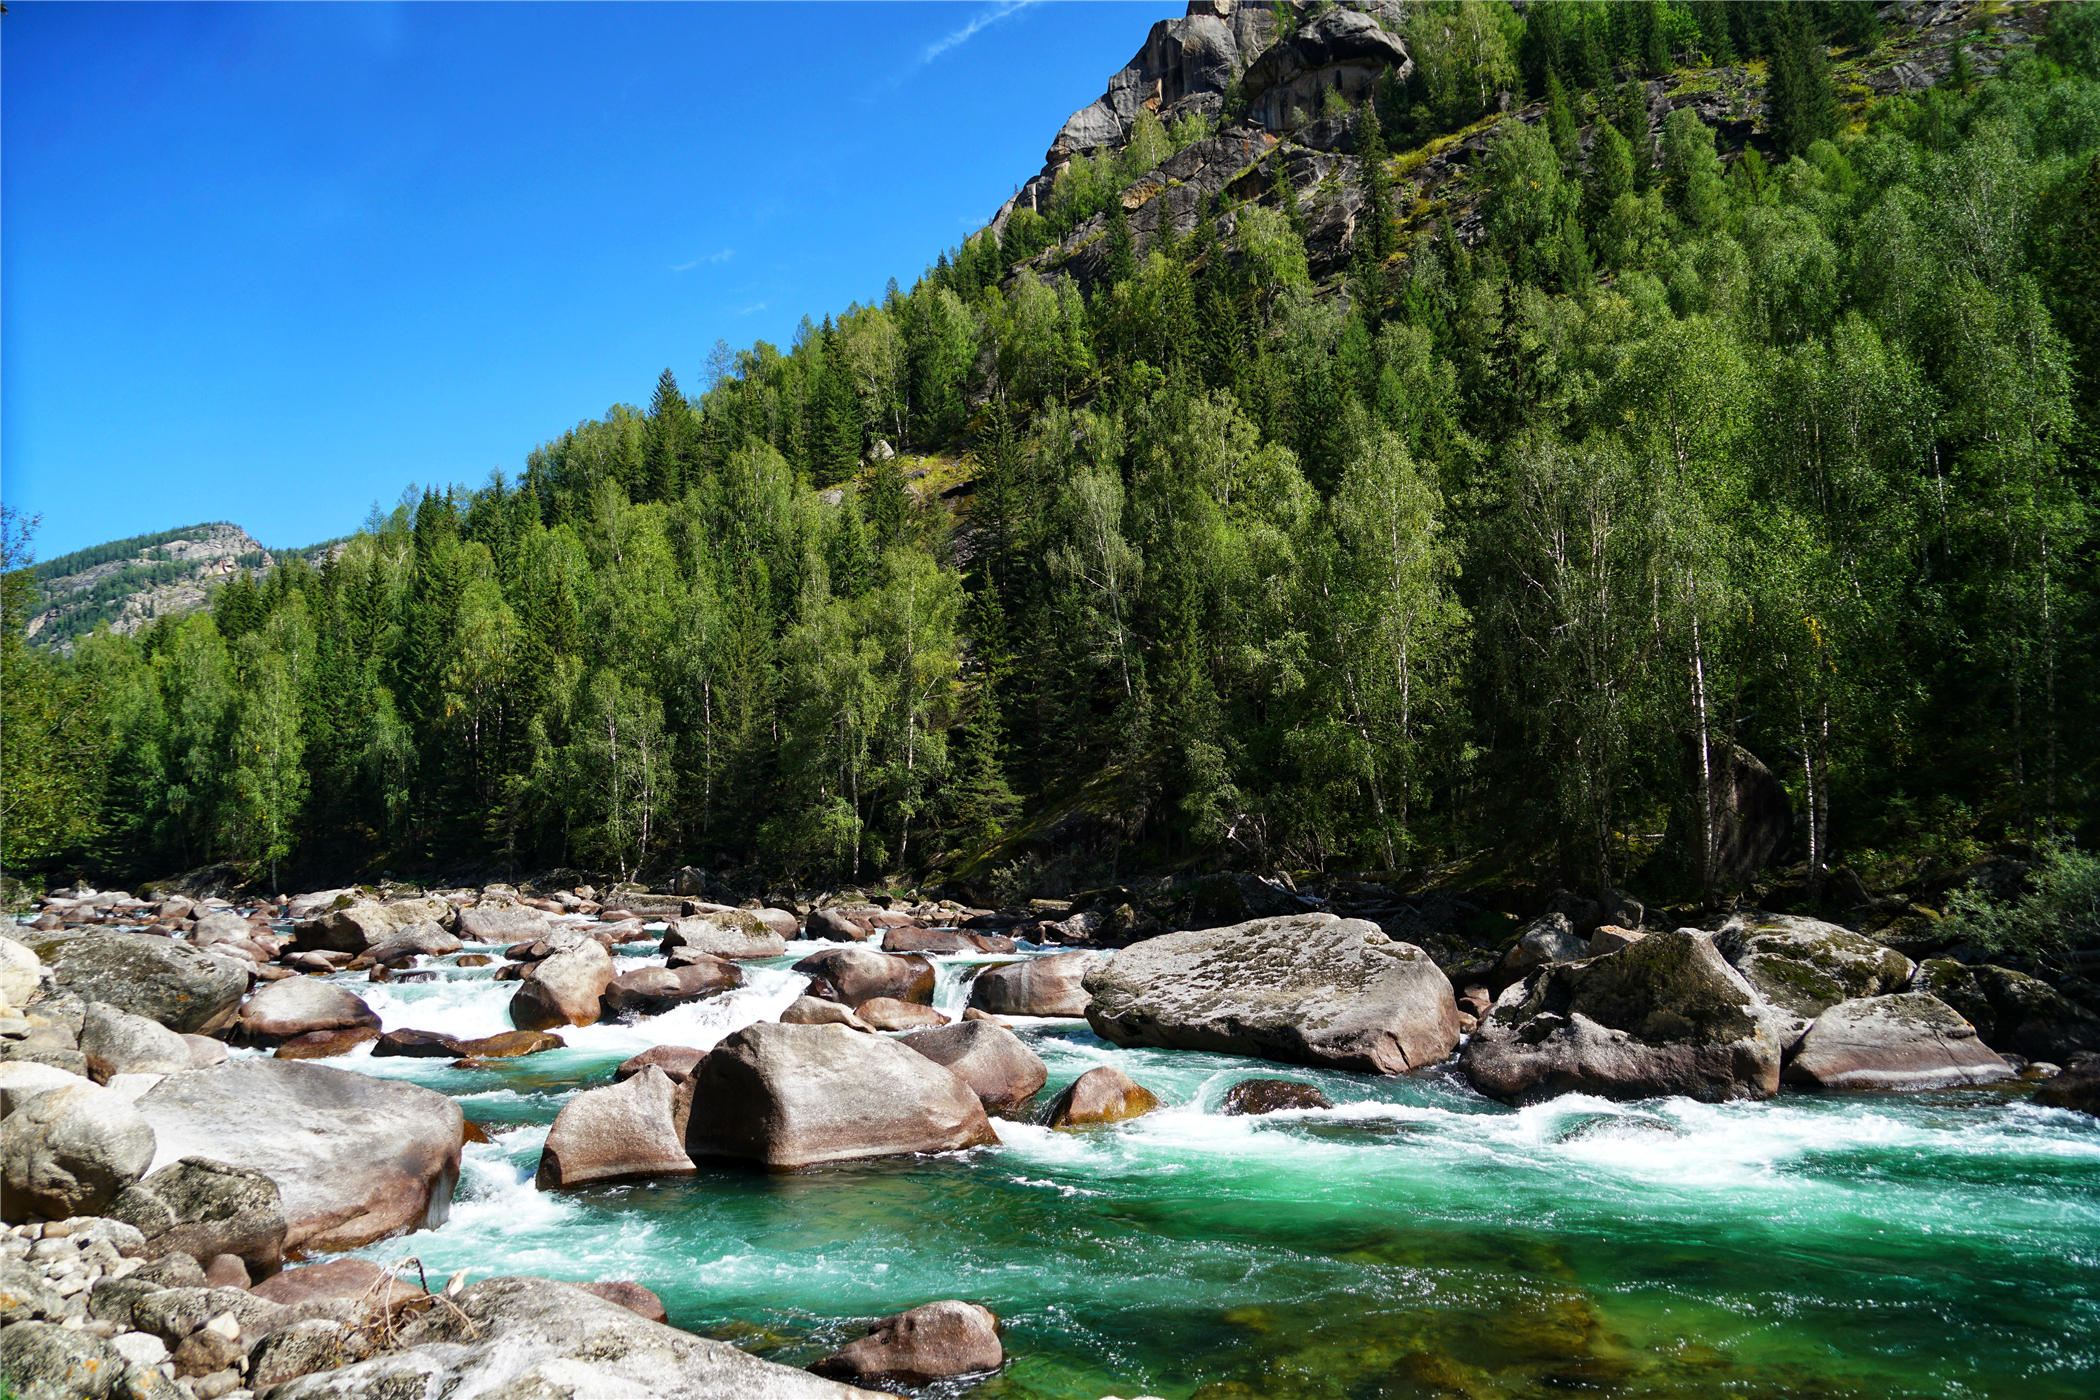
[1769,5,1839,157]
[644,367,686,502]
[1105,201,1138,288]
[1545,68,1581,163]
[1358,108,1396,262]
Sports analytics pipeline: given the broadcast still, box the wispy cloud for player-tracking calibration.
[920,1,1036,66]
[671,249,734,273]
[738,302,768,315]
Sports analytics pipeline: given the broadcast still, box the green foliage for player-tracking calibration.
[1942,843,2100,957]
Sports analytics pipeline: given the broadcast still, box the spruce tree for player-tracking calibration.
[1106,202,1138,288]
[1358,109,1396,262]
[1545,69,1582,164]
[1769,6,1839,157]
[644,367,685,502]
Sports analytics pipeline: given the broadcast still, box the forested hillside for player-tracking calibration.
[5,0,2098,909]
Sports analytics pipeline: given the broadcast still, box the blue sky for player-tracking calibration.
[2,1,1182,560]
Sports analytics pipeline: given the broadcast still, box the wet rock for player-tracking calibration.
[1784,993,2016,1091]
[968,952,1098,1017]
[1085,915,1461,1075]
[616,1046,708,1084]
[370,1028,464,1059]
[132,1059,461,1252]
[779,997,873,1031]
[661,915,787,961]
[792,947,935,1006]
[899,1021,1047,1115]
[1,1082,156,1221]
[602,960,743,1019]
[880,928,973,955]
[853,998,949,1031]
[575,1280,667,1323]
[509,937,615,1030]
[1460,928,1785,1105]
[537,1066,695,1190]
[107,1158,286,1275]
[262,1274,879,1398]
[686,1022,996,1170]
[290,898,454,956]
[456,905,550,943]
[42,935,246,1035]
[236,980,380,1046]
[809,1299,1003,1386]
[455,1030,563,1059]
[1047,1066,1158,1129]
[79,1005,193,1084]
[1717,915,1915,1018]
[1221,1078,1334,1115]
[1908,960,2100,1062]
[272,1026,381,1059]
[346,923,462,969]
[2035,1061,2100,1116]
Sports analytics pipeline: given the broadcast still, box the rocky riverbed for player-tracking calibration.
[3,881,2097,1399]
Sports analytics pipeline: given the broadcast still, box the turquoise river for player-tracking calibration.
[282,930,2098,1400]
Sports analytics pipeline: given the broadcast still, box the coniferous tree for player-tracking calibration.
[1545,69,1582,164]
[1769,5,1840,157]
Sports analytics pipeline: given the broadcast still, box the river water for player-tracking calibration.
[288,930,2100,1399]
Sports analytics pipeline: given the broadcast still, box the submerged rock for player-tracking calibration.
[537,1066,695,1190]
[259,1273,881,1399]
[1783,993,2016,1091]
[1221,1078,1335,1115]
[899,1020,1047,1115]
[809,1299,1003,1386]
[968,952,1098,1017]
[1460,928,1784,1105]
[1717,914,1915,1019]
[1084,915,1460,1075]
[1047,1066,1159,1128]
[132,1058,462,1252]
[686,1022,996,1170]
[42,934,247,1034]
[792,947,935,1006]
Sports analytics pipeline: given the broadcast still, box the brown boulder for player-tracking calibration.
[779,996,874,1031]
[806,908,873,942]
[968,953,1097,1017]
[456,1029,563,1058]
[575,1280,668,1323]
[854,998,950,1031]
[273,1026,382,1059]
[236,979,380,1046]
[1221,1078,1334,1115]
[899,1020,1047,1115]
[2035,1062,2100,1117]
[456,905,552,944]
[614,1046,707,1084]
[601,960,743,1018]
[536,1066,694,1190]
[792,947,935,1006]
[881,928,972,955]
[1783,993,2016,1091]
[1046,1066,1159,1129]
[510,937,615,1030]
[371,1028,466,1059]
[809,1300,1003,1386]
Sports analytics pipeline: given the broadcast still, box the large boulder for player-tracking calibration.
[1494,913,1590,987]
[792,947,935,1006]
[805,908,873,942]
[236,979,380,1046]
[1,1081,156,1220]
[510,937,616,1030]
[41,934,246,1033]
[615,1046,708,1084]
[899,1021,1047,1115]
[1046,1066,1158,1128]
[132,1058,462,1252]
[853,998,948,1031]
[0,1062,93,1117]
[602,961,742,1019]
[536,1066,695,1190]
[1221,1078,1335,1115]
[686,1022,996,1170]
[456,905,551,943]
[2036,1062,2100,1117]
[809,1300,1003,1387]
[662,914,787,961]
[1,1321,171,1400]
[1459,928,1785,1105]
[1908,960,2100,1062]
[0,935,41,1011]
[1783,993,2017,1091]
[779,997,873,1031]
[968,953,1098,1017]
[257,1274,880,1399]
[107,1157,288,1274]
[349,923,463,968]
[291,897,454,956]
[79,1002,194,1082]
[1717,915,1915,1019]
[1689,740,1794,887]
[1084,914,1460,1075]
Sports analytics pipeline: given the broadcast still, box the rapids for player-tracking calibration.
[253,932,2100,1397]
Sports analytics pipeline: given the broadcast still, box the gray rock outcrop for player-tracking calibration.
[42,935,246,1034]
[107,1157,288,1274]
[1908,960,2100,1062]
[1084,914,1460,1075]
[662,914,787,960]
[79,1003,194,1083]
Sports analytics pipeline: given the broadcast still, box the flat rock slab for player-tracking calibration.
[133,1058,462,1252]
[1784,992,2016,1091]
[1084,914,1460,1075]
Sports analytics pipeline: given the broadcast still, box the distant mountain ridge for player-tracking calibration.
[25,522,340,651]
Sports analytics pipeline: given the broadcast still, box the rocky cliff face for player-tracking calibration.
[28,524,274,651]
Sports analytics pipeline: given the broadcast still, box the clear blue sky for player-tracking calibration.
[2,0,1181,560]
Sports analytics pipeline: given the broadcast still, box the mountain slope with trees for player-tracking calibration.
[5,0,2098,920]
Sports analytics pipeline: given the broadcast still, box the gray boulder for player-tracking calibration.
[686,1022,996,1170]
[1,1320,174,1400]
[1084,914,1461,1075]
[133,1058,462,1252]
[1717,915,1915,1018]
[1,1082,156,1221]
[804,908,873,942]
[0,1258,70,1327]
[0,1061,94,1118]
[79,1004,193,1084]
[1784,993,2016,1091]
[42,935,246,1034]
[662,914,787,961]
[968,952,1097,1017]
[1460,928,1785,1104]
[509,937,615,1030]
[456,905,550,943]
[779,997,873,1031]
[602,961,742,1019]
[810,1300,1003,1387]
[291,897,454,956]
[107,1157,288,1273]
[899,1020,1047,1115]
[1908,960,2100,1062]
[258,1273,883,1399]
[1496,913,1590,984]
[0,935,42,1011]
[536,1066,695,1190]
[236,978,380,1045]
[791,947,935,1006]
[352,922,463,966]
[248,1318,381,1389]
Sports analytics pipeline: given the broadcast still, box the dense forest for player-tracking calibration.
[6,0,2099,907]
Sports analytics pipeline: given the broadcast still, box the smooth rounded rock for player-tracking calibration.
[536,1066,695,1190]
[968,952,1097,1017]
[615,1046,708,1084]
[1717,915,1916,1019]
[1784,993,2016,1091]
[805,908,873,942]
[792,947,935,1006]
[272,1026,382,1059]
[779,996,873,1031]
[809,1299,1003,1385]
[1047,1066,1158,1129]
[236,979,380,1046]
[42,934,247,1034]
[602,960,742,1018]
[510,939,615,1030]
[1,1081,156,1221]
[899,1020,1047,1115]
[661,915,788,961]
[854,998,949,1031]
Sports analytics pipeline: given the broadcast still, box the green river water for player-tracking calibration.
[310,939,2098,1400]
